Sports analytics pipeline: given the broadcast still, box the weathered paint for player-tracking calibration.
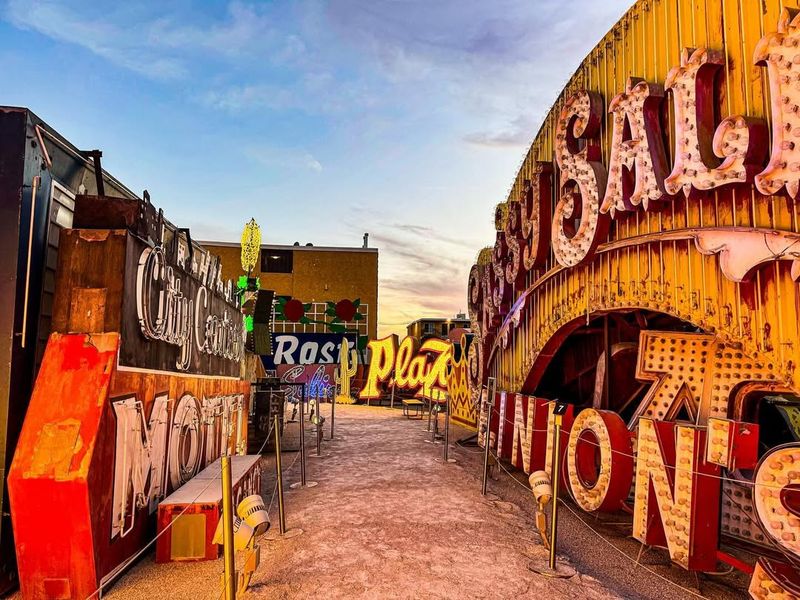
[8,333,249,599]
[466,0,800,593]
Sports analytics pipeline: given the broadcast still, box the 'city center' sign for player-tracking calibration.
[8,198,249,600]
[136,244,243,372]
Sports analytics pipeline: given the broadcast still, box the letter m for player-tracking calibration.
[111,394,170,538]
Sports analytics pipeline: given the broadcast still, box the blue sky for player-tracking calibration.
[0,0,630,336]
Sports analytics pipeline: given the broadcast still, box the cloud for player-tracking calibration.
[4,0,296,80]
[325,0,631,146]
[356,221,474,335]
[4,0,630,129]
[145,2,275,58]
[199,76,377,114]
[2,1,376,115]
[390,223,475,249]
[245,145,323,173]
[463,114,536,148]
[202,84,296,112]
[4,0,186,79]
[3,0,633,339]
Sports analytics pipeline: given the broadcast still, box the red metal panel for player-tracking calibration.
[8,333,117,600]
[8,332,251,599]
[156,503,219,563]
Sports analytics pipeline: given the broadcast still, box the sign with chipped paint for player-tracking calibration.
[8,216,249,599]
[360,335,451,401]
[467,2,800,596]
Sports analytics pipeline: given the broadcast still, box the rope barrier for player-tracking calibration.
[482,401,791,491]
[558,500,708,599]
[93,402,321,599]
[485,446,710,599]
[485,409,800,576]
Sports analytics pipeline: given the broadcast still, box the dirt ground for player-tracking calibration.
[104,404,622,600]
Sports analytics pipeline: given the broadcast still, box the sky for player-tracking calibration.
[0,0,631,337]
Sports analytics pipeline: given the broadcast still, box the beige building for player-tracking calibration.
[407,314,470,342]
[203,241,379,341]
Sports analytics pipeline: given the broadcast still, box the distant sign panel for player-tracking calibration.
[263,333,357,368]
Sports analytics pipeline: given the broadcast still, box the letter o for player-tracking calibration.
[566,408,633,512]
[753,444,800,557]
[168,394,203,489]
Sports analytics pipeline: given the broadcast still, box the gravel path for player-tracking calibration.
[103,404,622,600]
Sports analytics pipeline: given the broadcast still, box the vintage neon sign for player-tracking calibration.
[136,245,244,371]
[469,11,800,346]
[111,391,245,538]
[8,211,250,598]
[565,408,632,513]
[466,9,800,594]
[482,393,790,576]
[360,335,451,401]
[271,333,355,365]
[446,334,477,430]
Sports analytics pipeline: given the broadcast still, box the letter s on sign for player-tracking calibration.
[319,341,336,363]
[552,91,609,268]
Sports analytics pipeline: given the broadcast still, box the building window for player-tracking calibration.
[423,323,434,335]
[441,323,448,336]
[261,249,293,273]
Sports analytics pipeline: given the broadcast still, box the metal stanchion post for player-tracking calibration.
[426,396,432,432]
[272,414,305,538]
[443,393,455,463]
[299,387,306,485]
[425,398,442,445]
[481,378,496,496]
[330,385,336,440]
[549,410,563,570]
[390,380,395,410]
[431,402,437,443]
[310,390,328,459]
[525,400,573,579]
[314,391,322,456]
[291,387,318,487]
[274,415,286,534]
[221,454,236,600]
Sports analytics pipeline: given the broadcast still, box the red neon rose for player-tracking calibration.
[335,299,356,321]
[283,299,305,322]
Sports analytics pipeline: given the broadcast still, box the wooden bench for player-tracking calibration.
[402,399,424,419]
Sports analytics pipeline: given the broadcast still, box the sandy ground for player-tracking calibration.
[103,404,621,600]
[453,427,751,600]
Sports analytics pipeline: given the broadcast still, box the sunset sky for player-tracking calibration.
[0,0,630,336]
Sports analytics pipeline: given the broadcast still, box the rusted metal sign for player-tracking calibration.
[8,205,249,598]
[468,2,800,596]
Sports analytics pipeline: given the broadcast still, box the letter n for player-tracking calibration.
[511,395,534,472]
[632,419,720,570]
